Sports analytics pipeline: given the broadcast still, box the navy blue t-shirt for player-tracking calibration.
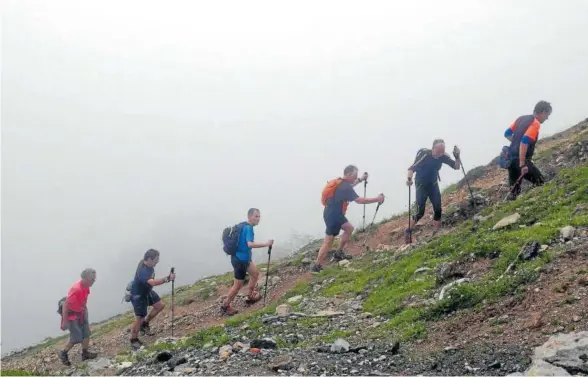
[131,263,155,297]
[323,180,359,222]
[235,224,255,263]
[410,149,456,185]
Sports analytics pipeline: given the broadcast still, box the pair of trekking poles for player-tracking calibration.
[405,152,476,243]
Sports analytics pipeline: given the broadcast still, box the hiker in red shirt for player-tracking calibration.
[59,268,98,366]
[313,165,385,272]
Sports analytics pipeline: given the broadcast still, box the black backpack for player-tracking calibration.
[222,222,248,256]
[57,296,67,316]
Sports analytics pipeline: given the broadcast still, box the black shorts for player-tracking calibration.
[324,214,348,236]
[231,256,250,281]
[131,291,161,318]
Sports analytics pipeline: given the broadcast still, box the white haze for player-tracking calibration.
[2,0,588,354]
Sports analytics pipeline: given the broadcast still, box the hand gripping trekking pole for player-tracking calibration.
[362,173,368,229]
[362,200,382,250]
[170,267,175,337]
[263,245,273,305]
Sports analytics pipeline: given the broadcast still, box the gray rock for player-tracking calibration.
[339,259,351,267]
[561,226,576,241]
[330,338,350,353]
[439,278,471,300]
[414,267,431,274]
[276,304,292,316]
[271,276,281,286]
[522,241,541,260]
[250,338,277,349]
[493,213,521,230]
[435,261,466,284]
[287,295,303,304]
[522,331,588,376]
[301,257,312,265]
[269,355,293,371]
[87,358,112,371]
[218,345,232,355]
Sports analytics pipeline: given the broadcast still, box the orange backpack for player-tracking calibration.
[321,178,349,215]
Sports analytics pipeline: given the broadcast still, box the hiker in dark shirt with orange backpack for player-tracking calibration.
[312,165,385,273]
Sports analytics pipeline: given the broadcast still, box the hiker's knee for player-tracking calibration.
[153,300,165,311]
[248,263,260,279]
[341,222,354,234]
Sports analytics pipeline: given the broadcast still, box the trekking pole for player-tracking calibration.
[503,174,525,202]
[362,173,368,230]
[170,267,175,337]
[458,155,476,208]
[408,185,412,244]
[362,201,382,249]
[263,245,273,305]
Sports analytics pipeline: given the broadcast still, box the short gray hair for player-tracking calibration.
[81,268,96,280]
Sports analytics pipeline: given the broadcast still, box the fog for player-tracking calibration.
[2,0,587,354]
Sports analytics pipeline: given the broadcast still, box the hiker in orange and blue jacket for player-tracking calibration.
[503,100,551,200]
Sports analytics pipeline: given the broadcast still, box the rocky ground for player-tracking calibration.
[2,119,587,376]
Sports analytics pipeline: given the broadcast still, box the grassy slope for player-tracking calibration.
[123,164,587,361]
[5,120,587,373]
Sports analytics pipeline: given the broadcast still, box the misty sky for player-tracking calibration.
[2,0,588,353]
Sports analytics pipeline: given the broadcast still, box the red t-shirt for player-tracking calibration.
[66,280,90,320]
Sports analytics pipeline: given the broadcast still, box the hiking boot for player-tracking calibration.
[140,321,155,336]
[220,304,238,316]
[311,264,324,273]
[81,350,98,361]
[130,338,144,351]
[59,350,71,366]
[404,228,412,244]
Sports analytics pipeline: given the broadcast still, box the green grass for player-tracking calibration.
[0,371,40,376]
[314,166,588,343]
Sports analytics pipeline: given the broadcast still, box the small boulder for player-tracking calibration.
[561,226,576,241]
[156,351,173,362]
[493,213,521,230]
[287,295,303,304]
[339,259,351,267]
[521,241,541,260]
[313,310,345,318]
[219,345,233,355]
[271,276,282,286]
[250,338,277,349]
[301,257,312,265]
[116,362,133,372]
[435,261,466,285]
[276,304,292,317]
[269,355,293,371]
[87,358,112,371]
[330,338,350,353]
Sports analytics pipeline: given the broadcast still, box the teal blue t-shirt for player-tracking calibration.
[235,224,254,262]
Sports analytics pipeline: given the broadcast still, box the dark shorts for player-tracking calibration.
[231,256,250,281]
[323,214,349,237]
[131,291,161,318]
[68,315,90,344]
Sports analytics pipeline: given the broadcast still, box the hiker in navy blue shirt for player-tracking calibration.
[129,249,175,350]
[404,140,461,243]
[221,208,274,316]
[313,165,385,273]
